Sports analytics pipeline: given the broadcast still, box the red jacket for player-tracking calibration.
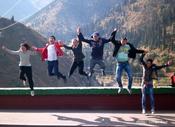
[36,41,64,61]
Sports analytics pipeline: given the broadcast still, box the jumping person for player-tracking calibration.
[33,36,67,82]
[140,53,172,114]
[63,38,88,78]
[110,28,145,94]
[77,27,111,77]
[2,43,35,96]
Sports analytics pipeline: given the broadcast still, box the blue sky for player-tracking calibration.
[0,0,54,21]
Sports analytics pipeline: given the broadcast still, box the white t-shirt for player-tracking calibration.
[47,44,57,61]
[4,49,36,66]
[116,44,130,62]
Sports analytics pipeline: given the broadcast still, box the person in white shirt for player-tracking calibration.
[33,36,67,82]
[2,43,35,96]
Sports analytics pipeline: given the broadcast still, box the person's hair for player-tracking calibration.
[122,37,127,41]
[20,43,31,50]
[50,35,56,40]
[147,59,153,63]
[71,38,77,43]
[72,38,78,48]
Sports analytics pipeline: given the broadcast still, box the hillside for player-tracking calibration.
[25,0,122,41]
[0,18,89,87]
[96,0,175,48]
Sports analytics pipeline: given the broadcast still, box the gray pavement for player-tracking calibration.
[0,110,175,126]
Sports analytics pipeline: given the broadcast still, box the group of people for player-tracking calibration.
[1,27,173,114]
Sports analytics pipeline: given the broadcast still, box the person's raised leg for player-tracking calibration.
[69,61,78,78]
[97,60,106,76]
[89,59,96,77]
[141,86,146,114]
[116,63,124,93]
[25,66,34,96]
[149,86,155,114]
[124,63,133,94]
[48,61,55,76]
[19,66,27,86]
[78,61,88,77]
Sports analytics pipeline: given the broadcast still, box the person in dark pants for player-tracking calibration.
[140,53,172,114]
[63,38,88,78]
[110,28,145,94]
[33,36,67,82]
[2,43,35,96]
[77,27,111,77]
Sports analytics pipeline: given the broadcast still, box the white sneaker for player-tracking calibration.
[151,110,155,114]
[30,90,35,96]
[142,109,146,114]
[126,88,132,94]
[118,87,123,94]
[23,80,27,86]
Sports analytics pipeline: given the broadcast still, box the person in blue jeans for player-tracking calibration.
[110,28,145,94]
[140,53,172,114]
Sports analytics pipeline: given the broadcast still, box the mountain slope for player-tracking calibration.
[25,0,122,41]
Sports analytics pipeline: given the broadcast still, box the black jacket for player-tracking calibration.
[63,41,85,62]
[78,32,110,59]
[140,54,169,82]
[110,30,144,58]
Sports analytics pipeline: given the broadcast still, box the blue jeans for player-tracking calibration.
[116,62,133,89]
[47,60,65,79]
[141,83,155,111]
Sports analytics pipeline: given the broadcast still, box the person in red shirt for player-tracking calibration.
[33,35,67,82]
[171,73,175,87]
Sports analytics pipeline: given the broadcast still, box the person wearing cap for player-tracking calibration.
[110,28,146,94]
[77,27,111,77]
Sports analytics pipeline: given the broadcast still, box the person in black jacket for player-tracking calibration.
[110,28,145,94]
[63,38,88,78]
[140,53,172,114]
[77,27,111,77]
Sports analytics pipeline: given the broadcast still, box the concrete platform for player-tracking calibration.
[0,110,174,127]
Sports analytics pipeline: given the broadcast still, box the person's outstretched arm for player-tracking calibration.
[110,28,117,42]
[77,27,91,44]
[140,53,146,67]
[155,61,173,70]
[63,44,72,50]
[128,43,145,54]
[2,45,20,55]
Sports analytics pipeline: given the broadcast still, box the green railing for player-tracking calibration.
[0,87,174,96]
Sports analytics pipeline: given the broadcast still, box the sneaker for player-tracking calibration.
[23,80,27,86]
[88,72,93,77]
[30,90,35,96]
[151,109,155,114]
[102,70,106,76]
[62,76,67,83]
[142,109,146,114]
[118,87,123,94]
[126,88,132,94]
